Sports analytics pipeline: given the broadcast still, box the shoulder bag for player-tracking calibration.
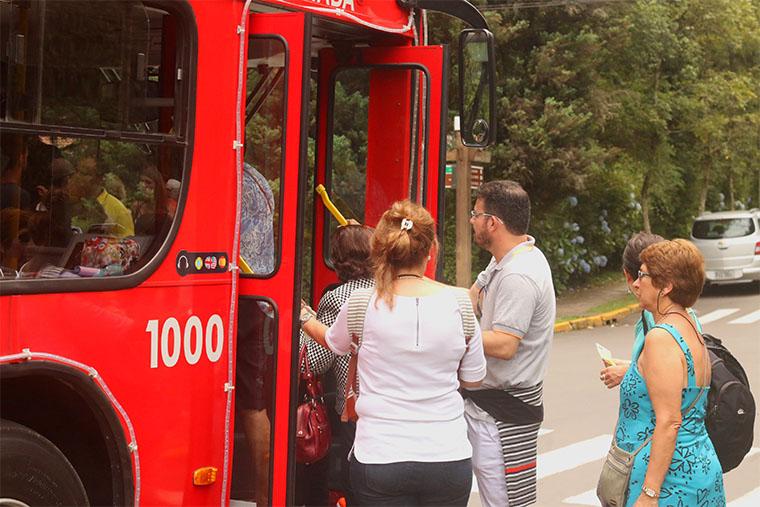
[295,344,331,464]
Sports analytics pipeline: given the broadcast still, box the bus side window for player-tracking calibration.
[0,0,188,284]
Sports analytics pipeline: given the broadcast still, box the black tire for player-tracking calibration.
[0,419,89,506]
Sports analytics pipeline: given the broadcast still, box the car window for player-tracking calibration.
[692,218,755,239]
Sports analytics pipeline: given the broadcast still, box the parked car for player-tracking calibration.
[690,209,760,287]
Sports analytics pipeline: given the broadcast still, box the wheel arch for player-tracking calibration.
[0,361,134,506]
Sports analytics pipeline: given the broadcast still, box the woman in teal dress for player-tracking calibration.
[607,239,725,506]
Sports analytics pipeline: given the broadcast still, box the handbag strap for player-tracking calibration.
[298,343,312,380]
[627,384,706,457]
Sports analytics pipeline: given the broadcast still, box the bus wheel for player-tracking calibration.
[0,419,89,506]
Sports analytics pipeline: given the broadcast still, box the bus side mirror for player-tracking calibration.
[459,29,496,147]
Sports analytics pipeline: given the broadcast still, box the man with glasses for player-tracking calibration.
[462,180,556,507]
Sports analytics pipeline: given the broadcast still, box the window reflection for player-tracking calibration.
[1,0,178,134]
[240,37,286,277]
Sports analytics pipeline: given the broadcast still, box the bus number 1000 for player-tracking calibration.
[146,315,224,368]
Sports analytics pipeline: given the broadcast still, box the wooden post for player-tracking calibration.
[447,120,492,288]
[454,131,472,288]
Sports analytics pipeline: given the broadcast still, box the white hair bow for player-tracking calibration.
[400,218,413,231]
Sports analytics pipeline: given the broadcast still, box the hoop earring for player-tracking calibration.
[655,288,674,321]
[655,289,663,319]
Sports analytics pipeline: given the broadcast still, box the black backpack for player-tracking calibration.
[642,314,755,473]
[702,333,755,472]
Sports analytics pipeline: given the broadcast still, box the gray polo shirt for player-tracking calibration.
[474,236,556,389]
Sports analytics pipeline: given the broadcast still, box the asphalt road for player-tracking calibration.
[469,282,760,506]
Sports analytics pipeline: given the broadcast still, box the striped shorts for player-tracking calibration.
[467,383,543,507]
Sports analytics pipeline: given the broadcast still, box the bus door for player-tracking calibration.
[231,12,310,507]
[311,45,448,302]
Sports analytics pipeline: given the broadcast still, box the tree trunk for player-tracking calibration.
[698,154,712,215]
[641,169,652,233]
[728,169,735,210]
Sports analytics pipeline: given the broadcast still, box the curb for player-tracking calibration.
[554,303,640,334]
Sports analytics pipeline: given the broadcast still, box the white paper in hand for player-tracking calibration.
[595,343,615,366]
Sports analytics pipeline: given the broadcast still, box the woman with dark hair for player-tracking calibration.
[599,232,664,389]
[296,223,374,506]
[601,239,724,506]
[301,200,486,506]
[132,164,169,235]
[599,232,703,389]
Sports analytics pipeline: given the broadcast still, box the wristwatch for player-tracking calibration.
[641,485,659,499]
[299,306,316,327]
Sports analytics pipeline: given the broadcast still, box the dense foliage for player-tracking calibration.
[431,0,760,290]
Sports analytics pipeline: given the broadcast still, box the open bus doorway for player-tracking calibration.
[230,32,288,507]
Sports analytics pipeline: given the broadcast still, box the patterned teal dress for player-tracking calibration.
[615,323,725,506]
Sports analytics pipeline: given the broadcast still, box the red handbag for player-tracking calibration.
[295,345,331,464]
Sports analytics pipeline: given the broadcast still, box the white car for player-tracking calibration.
[690,209,760,286]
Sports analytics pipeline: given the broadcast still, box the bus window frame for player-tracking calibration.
[240,34,290,281]
[0,0,197,296]
[321,63,432,270]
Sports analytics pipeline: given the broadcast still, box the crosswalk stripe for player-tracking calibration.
[537,434,611,480]
[558,448,760,506]
[698,308,740,324]
[729,486,760,507]
[562,488,599,505]
[729,309,760,324]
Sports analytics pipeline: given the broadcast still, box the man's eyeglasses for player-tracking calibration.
[470,210,503,223]
[637,270,651,280]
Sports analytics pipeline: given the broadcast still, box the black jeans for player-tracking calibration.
[349,457,472,506]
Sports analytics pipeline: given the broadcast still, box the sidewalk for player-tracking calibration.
[554,275,639,333]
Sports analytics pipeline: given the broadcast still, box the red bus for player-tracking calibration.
[0,0,494,505]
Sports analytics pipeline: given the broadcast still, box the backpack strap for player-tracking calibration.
[641,310,650,334]
[341,287,374,422]
[346,287,374,351]
[453,288,476,345]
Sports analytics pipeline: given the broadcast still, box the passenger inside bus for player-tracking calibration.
[70,156,135,238]
[1,133,32,212]
[132,165,171,239]
[235,159,276,507]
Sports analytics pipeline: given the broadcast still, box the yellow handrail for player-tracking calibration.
[238,256,254,275]
[315,184,348,226]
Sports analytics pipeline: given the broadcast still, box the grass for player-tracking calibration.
[556,294,637,323]
[555,270,638,323]
[585,293,638,315]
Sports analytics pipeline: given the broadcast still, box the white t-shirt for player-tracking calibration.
[325,287,487,464]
